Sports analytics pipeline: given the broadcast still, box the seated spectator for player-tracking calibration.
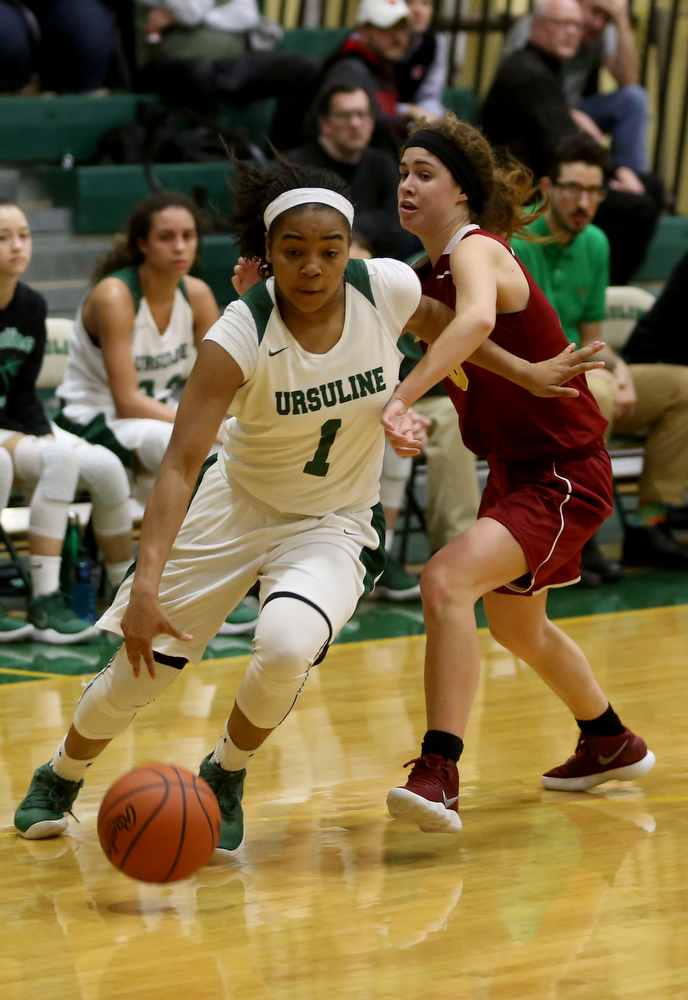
[321,0,415,151]
[135,0,319,150]
[0,0,115,93]
[623,250,688,367]
[134,0,279,65]
[511,134,688,571]
[481,0,662,285]
[502,0,648,176]
[396,0,448,121]
[288,83,417,259]
[379,329,480,561]
[56,191,257,635]
[0,199,133,643]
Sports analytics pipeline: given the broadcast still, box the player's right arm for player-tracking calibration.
[121,341,244,679]
[82,279,180,422]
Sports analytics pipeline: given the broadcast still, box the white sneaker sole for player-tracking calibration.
[211,830,245,861]
[31,625,100,645]
[387,787,462,832]
[16,816,69,839]
[0,623,34,643]
[541,749,656,791]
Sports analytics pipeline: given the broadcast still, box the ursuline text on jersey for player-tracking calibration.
[275,367,387,415]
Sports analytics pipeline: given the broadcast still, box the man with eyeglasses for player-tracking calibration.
[481,0,661,286]
[501,0,648,179]
[512,134,688,574]
[289,82,415,259]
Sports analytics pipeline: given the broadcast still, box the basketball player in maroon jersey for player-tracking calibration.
[384,115,655,833]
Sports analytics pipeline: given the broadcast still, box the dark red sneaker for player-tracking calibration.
[541,729,655,791]
[386,754,462,832]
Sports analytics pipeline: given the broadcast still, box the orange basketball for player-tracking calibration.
[97,764,222,883]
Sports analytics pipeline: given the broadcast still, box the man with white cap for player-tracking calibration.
[322,0,420,150]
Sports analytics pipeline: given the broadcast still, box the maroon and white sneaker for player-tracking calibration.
[541,729,656,791]
[386,754,462,832]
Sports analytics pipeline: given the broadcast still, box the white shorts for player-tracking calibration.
[98,461,385,664]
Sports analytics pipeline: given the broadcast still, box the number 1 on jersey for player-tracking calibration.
[303,419,342,477]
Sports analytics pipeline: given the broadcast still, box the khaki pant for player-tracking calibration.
[413,395,480,551]
[587,364,688,505]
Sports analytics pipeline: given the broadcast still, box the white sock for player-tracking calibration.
[51,737,95,783]
[210,721,253,772]
[105,560,132,588]
[30,554,62,597]
[385,528,395,551]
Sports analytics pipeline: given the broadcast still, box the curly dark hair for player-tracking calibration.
[226,152,352,269]
[405,114,542,240]
[91,191,207,283]
[546,133,612,181]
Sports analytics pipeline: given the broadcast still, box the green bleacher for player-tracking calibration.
[0,25,684,304]
[0,94,159,163]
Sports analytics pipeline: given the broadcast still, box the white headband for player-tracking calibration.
[263,187,355,231]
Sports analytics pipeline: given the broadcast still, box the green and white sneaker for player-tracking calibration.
[199,754,245,854]
[14,763,83,839]
[28,591,99,644]
[0,605,33,643]
[374,556,421,601]
[218,597,259,636]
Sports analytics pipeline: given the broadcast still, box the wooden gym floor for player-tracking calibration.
[1,600,687,999]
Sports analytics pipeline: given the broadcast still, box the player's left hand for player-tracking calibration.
[523,341,606,398]
[231,257,262,296]
[382,398,429,456]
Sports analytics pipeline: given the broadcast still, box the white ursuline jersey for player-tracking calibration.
[58,266,195,423]
[205,257,422,518]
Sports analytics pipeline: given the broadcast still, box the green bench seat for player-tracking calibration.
[0,94,159,164]
[37,161,236,233]
[633,215,688,282]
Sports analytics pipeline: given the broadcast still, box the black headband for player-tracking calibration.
[403,130,484,213]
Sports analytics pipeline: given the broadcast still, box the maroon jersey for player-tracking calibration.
[420,228,607,461]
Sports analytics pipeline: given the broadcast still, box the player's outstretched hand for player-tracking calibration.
[121,591,192,680]
[231,257,262,296]
[382,398,429,457]
[524,341,606,398]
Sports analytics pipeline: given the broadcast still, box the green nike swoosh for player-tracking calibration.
[598,739,628,766]
[268,347,289,357]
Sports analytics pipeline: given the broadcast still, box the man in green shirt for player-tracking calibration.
[513,133,688,571]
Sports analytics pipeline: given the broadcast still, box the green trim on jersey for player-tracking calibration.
[110,267,143,312]
[53,410,137,471]
[242,281,274,344]
[344,259,375,307]
[359,502,387,599]
[190,452,219,505]
[243,261,376,346]
[109,266,188,310]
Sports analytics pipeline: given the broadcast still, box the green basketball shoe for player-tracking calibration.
[0,605,33,643]
[199,754,245,854]
[28,591,99,644]
[14,763,83,839]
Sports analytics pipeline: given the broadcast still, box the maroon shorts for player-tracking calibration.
[479,441,613,596]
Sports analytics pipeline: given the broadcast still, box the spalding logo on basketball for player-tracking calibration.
[97,763,222,883]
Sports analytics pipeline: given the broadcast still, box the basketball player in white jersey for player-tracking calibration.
[0,199,133,644]
[56,191,218,505]
[56,192,257,634]
[14,159,602,850]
